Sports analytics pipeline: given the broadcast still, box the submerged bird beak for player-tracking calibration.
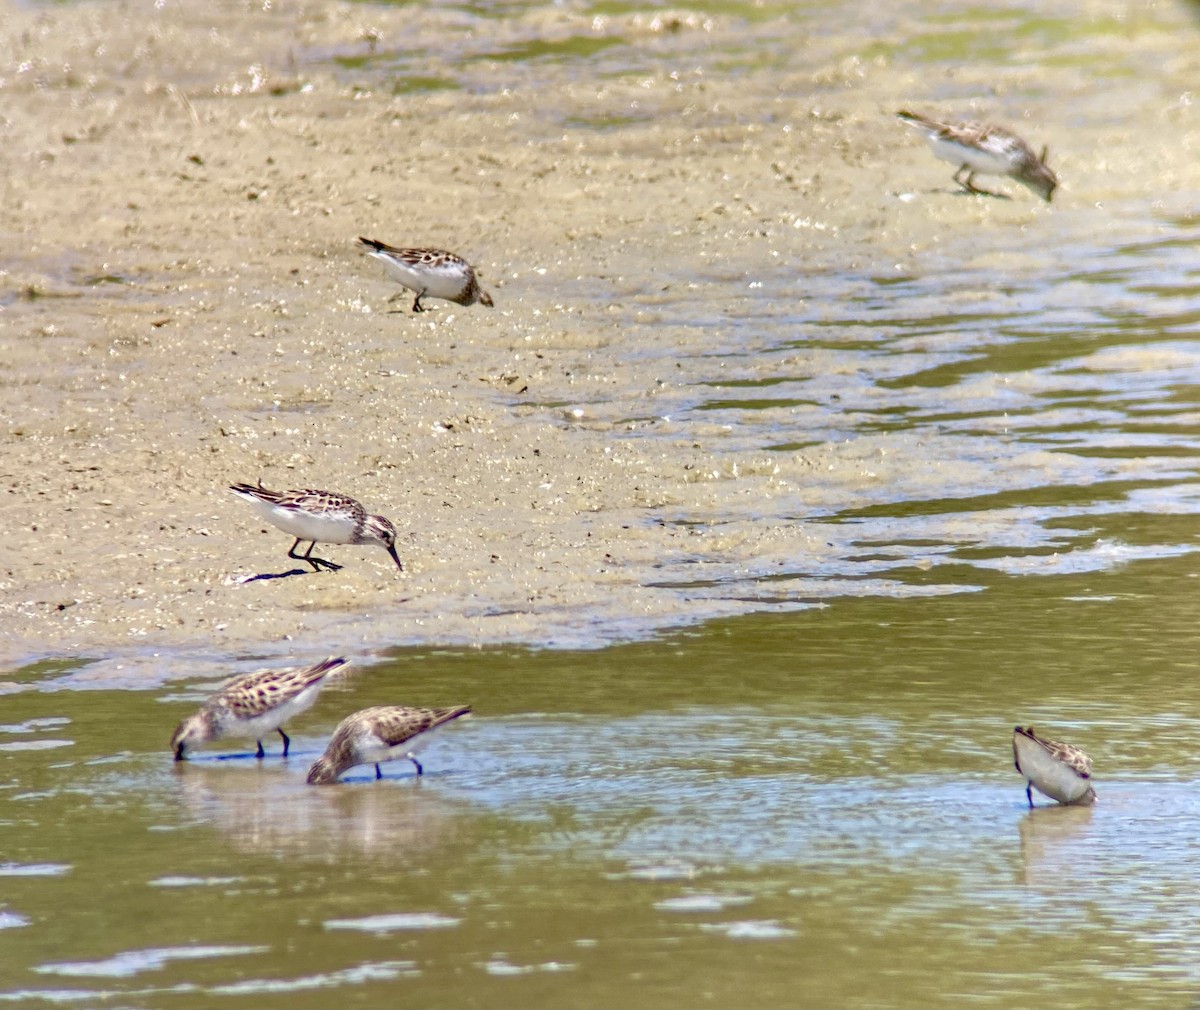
[386,545,404,572]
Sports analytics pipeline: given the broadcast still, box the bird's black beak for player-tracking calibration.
[387,545,404,572]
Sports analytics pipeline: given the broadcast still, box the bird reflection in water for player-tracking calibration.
[170,761,456,861]
[1016,803,1096,888]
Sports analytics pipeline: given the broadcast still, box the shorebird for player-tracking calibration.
[357,236,493,313]
[171,657,349,760]
[1012,725,1096,807]
[897,110,1058,202]
[229,482,403,573]
[306,705,471,784]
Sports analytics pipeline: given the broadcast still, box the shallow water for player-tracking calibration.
[7,0,1200,1006]
[7,570,1200,1007]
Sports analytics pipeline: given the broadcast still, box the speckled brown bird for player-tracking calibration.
[1013,725,1096,807]
[307,705,471,784]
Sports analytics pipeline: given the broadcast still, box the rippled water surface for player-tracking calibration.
[7,0,1200,1006]
[7,578,1200,1008]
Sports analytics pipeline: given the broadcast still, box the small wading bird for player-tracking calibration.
[1012,725,1096,807]
[357,236,494,313]
[229,482,403,574]
[897,110,1058,202]
[306,705,472,784]
[171,657,349,761]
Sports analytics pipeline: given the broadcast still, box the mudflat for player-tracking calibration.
[1,0,1193,678]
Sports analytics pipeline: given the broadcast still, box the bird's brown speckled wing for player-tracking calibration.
[367,705,471,746]
[230,483,366,522]
[358,237,467,269]
[278,490,366,522]
[214,657,348,719]
[1041,737,1092,778]
[1015,726,1092,779]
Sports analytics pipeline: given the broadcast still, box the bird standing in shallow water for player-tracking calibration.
[307,705,471,784]
[1012,725,1096,807]
[171,657,349,761]
[229,482,403,574]
[897,110,1058,202]
[357,236,493,313]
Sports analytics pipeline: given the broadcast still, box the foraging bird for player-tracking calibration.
[897,110,1058,202]
[357,236,493,313]
[229,482,403,574]
[171,657,349,761]
[1012,725,1096,807]
[306,705,471,784]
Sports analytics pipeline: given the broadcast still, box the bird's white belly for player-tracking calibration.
[356,730,438,766]
[247,497,356,544]
[371,255,466,299]
[1019,744,1090,804]
[219,684,323,737]
[930,137,1011,175]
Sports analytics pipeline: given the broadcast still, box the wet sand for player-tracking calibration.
[2,0,1197,677]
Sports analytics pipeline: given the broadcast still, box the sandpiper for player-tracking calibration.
[1012,726,1096,807]
[229,482,403,573]
[897,110,1058,202]
[357,236,494,313]
[171,656,349,760]
[306,705,471,784]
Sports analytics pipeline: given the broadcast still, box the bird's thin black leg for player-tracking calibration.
[409,756,424,777]
[375,763,383,780]
[277,727,290,757]
[301,540,339,572]
[955,166,1005,199]
[964,171,992,196]
[412,291,426,313]
[255,739,266,760]
[1026,783,1034,809]
[289,538,341,573]
[954,165,986,194]
[287,538,317,570]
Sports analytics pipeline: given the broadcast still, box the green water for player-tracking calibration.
[5,553,1200,1007]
